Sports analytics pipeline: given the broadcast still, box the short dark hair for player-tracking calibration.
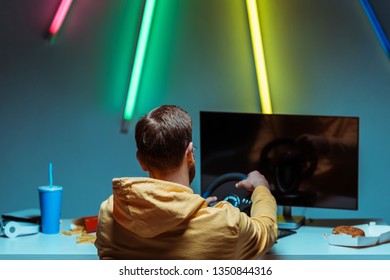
[135,105,192,171]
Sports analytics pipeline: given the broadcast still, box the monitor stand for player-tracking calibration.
[277,206,305,230]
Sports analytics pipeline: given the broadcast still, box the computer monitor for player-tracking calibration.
[200,111,359,229]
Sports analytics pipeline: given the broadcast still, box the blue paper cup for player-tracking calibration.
[38,185,63,234]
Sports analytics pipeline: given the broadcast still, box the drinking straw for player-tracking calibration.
[49,162,53,187]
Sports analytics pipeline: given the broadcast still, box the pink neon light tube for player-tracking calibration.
[49,0,73,35]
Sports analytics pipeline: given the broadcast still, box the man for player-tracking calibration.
[95,105,278,259]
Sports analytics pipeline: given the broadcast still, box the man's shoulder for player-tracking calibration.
[99,195,114,212]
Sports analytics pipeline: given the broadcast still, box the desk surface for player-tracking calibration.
[1,219,390,260]
[266,219,390,260]
[0,219,98,260]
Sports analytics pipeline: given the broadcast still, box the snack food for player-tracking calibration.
[61,225,84,236]
[332,225,365,238]
[61,225,96,244]
[76,232,96,244]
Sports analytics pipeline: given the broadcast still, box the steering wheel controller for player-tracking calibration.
[201,172,252,215]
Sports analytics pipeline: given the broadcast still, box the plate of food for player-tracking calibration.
[326,222,390,247]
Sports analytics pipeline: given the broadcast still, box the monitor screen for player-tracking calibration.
[200,111,359,211]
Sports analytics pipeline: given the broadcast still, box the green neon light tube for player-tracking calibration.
[123,0,157,121]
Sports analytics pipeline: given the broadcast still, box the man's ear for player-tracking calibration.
[186,142,195,164]
[136,151,148,171]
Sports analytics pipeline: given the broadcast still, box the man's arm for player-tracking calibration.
[235,171,278,259]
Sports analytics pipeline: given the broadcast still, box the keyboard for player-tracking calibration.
[277,229,296,239]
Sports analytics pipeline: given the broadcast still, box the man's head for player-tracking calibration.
[135,105,195,182]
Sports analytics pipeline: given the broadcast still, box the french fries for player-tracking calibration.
[61,225,96,244]
[76,232,96,244]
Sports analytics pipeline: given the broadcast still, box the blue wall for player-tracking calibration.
[1,0,389,223]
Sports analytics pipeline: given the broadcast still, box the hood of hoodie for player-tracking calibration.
[112,177,207,238]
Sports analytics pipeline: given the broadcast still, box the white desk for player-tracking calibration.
[0,219,98,260]
[2,218,389,260]
[266,219,390,260]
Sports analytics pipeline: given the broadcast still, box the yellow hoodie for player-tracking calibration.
[95,177,278,260]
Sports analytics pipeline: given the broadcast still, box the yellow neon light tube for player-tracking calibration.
[246,0,273,114]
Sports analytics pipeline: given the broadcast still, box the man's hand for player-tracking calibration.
[205,196,218,206]
[235,170,269,192]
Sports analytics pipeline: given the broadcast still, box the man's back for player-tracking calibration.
[95,177,277,260]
